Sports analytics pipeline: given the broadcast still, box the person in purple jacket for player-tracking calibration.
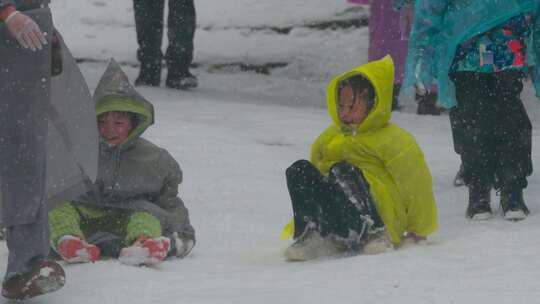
[348,0,442,114]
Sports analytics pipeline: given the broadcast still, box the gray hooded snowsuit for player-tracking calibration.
[49,59,195,258]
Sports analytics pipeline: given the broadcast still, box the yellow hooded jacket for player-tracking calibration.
[287,56,438,245]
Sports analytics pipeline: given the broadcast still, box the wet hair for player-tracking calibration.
[338,75,376,111]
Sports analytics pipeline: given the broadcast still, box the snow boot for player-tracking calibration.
[466,184,492,220]
[169,232,195,258]
[500,188,529,221]
[362,229,393,255]
[135,60,161,87]
[284,228,345,261]
[1,260,65,300]
[119,236,170,266]
[166,70,198,90]
[56,235,101,263]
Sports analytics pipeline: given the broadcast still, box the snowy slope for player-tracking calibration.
[2,1,540,303]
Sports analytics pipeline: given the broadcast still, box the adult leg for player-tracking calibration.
[0,9,65,297]
[450,72,499,219]
[450,72,500,187]
[0,5,51,274]
[491,71,531,219]
[133,0,165,86]
[165,0,198,89]
[4,206,50,278]
[491,71,531,191]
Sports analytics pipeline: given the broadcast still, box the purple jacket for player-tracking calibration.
[348,0,413,84]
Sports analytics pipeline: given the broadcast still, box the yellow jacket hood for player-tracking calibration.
[327,55,394,134]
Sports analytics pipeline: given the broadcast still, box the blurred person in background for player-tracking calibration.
[133,0,198,90]
[348,0,443,114]
[404,0,540,221]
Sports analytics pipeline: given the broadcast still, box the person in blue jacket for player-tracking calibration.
[404,1,540,221]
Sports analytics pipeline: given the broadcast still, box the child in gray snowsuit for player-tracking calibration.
[49,59,195,266]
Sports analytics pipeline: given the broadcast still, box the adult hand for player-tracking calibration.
[414,82,429,96]
[413,60,429,96]
[5,11,47,51]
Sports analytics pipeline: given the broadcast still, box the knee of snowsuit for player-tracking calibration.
[286,160,384,247]
[49,203,162,246]
[449,71,532,190]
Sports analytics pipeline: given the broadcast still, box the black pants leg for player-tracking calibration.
[286,160,383,244]
[326,162,384,235]
[286,160,328,239]
[450,71,532,190]
[166,0,196,77]
[133,0,165,71]
[392,83,401,111]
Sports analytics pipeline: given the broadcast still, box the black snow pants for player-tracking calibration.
[285,160,384,248]
[449,71,532,191]
[133,0,196,76]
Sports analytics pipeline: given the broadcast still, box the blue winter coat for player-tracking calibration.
[403,0,540,108]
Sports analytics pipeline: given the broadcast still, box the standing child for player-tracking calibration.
[49,59,195,266]
[404,0,540,220]
[283,56,438,261]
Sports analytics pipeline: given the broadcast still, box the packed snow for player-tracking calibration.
[2,0,540,303]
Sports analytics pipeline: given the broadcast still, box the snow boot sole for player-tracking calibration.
[1,260,65,300]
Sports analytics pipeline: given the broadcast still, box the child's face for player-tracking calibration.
[97,112,133,146]
[338,85,370,125]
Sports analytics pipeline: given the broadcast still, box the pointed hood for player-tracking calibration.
[326,55,394,134]
[93,59,154,147]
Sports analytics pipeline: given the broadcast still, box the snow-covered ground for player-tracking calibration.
[3,1,540,303]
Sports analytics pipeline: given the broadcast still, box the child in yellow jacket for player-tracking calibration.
[284,56,438,261]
